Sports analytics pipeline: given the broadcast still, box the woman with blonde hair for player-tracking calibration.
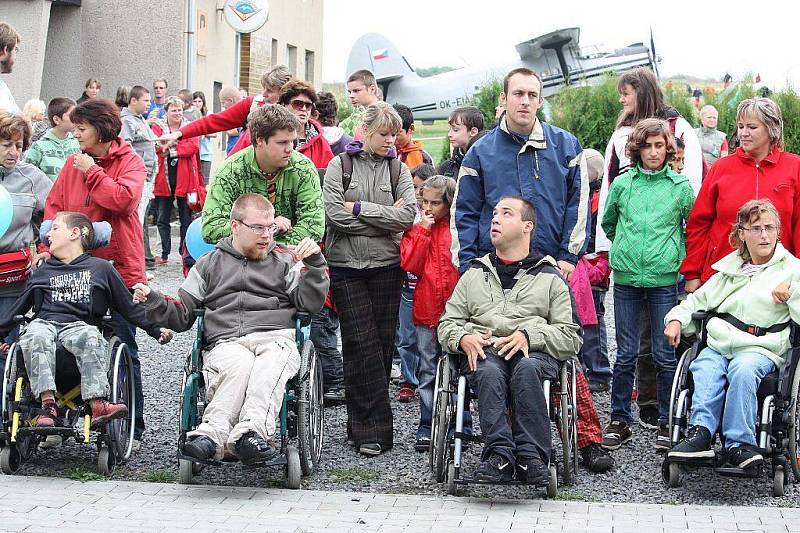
[22,98,48,143]
[323,102,416,456]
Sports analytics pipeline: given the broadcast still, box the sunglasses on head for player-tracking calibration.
[290,99,314,111]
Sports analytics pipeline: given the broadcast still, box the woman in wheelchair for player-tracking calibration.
[664,199,800,470]
[0,212,171,428]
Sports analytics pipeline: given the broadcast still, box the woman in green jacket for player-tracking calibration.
[601,118,695,450]
[665,199,800,470]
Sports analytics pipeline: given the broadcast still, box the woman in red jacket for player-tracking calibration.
[277,79,334,169]
[682,97,800,290]
[151,96,204,266]
[44,97,148,446]
[399,175,459,451]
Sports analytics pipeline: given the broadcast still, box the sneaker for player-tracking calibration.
[359,442,382,456]
[588,380,610,393]
[414,437,431,452]
[398,383,415,403]
[89,400,129,428]
[39,434,63,449]
[727,445,764,470]
[234,432,279,465]
[154,257,168,267]
[515,456,549,484]
[580,443,615,473]
[183,435,217,460]
[656,422,671,452]
[36,402,58,427]
[668,425,714,461]
[323,388,346,404]
[390,363,402,382]
[602,420,632,450]
[638,405,659,430]
[473,453,514,482]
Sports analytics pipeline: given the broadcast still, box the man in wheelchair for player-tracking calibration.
[0,212,171,428]
[664,200,800,470]
[133,193,328,465]
[438,196,582,485]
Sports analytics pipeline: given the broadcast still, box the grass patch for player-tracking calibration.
[67,465,107,482]
[144,469,177,483]
[555,489,597,502]
[328,467,380,483]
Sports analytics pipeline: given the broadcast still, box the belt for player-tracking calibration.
[716,313,790,337]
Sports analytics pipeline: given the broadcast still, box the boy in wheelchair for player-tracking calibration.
[664,200,800,470]
[133,193,328,465]
[0,212,171,428]
[438,197,582,485]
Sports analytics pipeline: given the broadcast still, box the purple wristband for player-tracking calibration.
[352,201,362,216]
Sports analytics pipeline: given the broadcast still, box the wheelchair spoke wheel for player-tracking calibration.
[109,341,135,461]
[546,464,558,498]
[285,445,302,489]
[298,342,324,477]
[431,356,452,482]
[789,364,800,482]
[559,362,578,486]
[0,445,21,474]
[97,447,116,476]
[1,344,19,426]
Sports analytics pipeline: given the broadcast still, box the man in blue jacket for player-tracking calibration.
[450,67,613,474]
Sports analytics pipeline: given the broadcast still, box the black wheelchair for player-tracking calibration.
[1,315,136,476]
[429,352,578,498]
[177,309,324,488]
[662,311,800,496]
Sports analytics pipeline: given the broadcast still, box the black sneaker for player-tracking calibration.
[602,420,632,450]
[727,445,763,469]
[668,425,714,461]
[474,453,514,482]
[414,437,431,453]
[580,443,614,473]
[655,422,671,452]
[638,405,659,430]
[234,431,279,465]
[515,456,549,484]
[183,435,217,460]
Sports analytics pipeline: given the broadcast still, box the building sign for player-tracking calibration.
[223,0,269,34]
[197,10,208,56]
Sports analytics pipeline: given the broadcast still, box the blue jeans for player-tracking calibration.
[579,289,612,384]
[689,347,776,448]
[415,324,440,439]
[109,313,144,440]
[395,285,420,387]
[611,284,677,425]
[310,307,344,391]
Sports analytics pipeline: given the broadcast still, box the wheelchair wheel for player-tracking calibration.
[773,466,786,497]
[0,444,21,474]
[1,343,19,427]
[668,346,694,445]
[297,340,324,477]
[97,446,115,476]
[446,461,458,496]
[788,365,800,482]
[108,338,135,461]
[546,464,558,498]
[430,356,452,482]
[285,445,301,489]
[178,458,194,484]
[663,460,684,488]
[558,361,578,486]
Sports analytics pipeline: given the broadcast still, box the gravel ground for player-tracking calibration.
[9,237,800,507]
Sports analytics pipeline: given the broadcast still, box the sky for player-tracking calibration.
[322,0,800,89]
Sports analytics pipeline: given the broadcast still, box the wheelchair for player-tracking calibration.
[177,309,324,488]
[662,311,800,496]
[429,352,578,498]
[0,316,136,476]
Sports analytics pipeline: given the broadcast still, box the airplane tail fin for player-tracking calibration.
[345,33,417,83]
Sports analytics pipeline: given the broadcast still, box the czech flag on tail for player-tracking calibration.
[372,48,389,61]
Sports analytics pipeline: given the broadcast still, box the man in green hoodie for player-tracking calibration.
[23,97,79,182]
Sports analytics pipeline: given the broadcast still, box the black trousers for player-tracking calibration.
[155,196,192,260]
[467,351,559,464]
[330,265,403,450]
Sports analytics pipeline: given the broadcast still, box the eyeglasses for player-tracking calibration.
[742,224,778,236]
[289,99,314,111]
[237,220,278,236]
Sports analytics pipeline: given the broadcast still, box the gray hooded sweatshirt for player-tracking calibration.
[120,107,157,182]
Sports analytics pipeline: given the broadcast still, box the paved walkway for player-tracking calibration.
[0,475,798,532]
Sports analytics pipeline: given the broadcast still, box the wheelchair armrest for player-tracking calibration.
[691,311,709,322]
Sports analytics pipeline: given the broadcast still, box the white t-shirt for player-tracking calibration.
[0,79,18,113]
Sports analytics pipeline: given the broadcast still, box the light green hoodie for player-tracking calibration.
[664,244,800,368]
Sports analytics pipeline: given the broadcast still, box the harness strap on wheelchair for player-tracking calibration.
[717,313,790,337]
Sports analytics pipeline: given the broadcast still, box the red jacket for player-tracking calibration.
[229,117,334,168]
[681,146,800,283]
[400,218,459,328]
[151,124,205,204]
[45,138,146,287]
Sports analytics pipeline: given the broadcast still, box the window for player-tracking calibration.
[305,50,315,84]
[271,38,278,66]
[286,44,297,76]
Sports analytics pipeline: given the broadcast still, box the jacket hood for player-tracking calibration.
[475,250,555,273]
[215,236,277,259]
[99,137,136,162]
[397,140,424,154]
[46,252,92,268]
[712,243,791,276]
[344,139,397,159]
[120,108,136,119]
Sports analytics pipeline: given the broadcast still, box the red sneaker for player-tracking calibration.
[36,402,58,427]
[90,400,129,428]
[398,383,415,403]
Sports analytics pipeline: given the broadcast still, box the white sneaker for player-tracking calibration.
[390,363,402,382]
[39,435,62,450]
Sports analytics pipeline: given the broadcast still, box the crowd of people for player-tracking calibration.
[1,17,799,486]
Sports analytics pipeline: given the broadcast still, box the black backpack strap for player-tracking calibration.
[389,158,401,200]
[339,153,353,192]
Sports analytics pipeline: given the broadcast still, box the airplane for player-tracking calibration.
[345,28,659,122]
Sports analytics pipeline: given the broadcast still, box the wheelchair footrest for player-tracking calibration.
[456,476,550,488]
[714,465,762,478]
[18,426,76,437]
[177,451,288,469]
[453,432,482,443]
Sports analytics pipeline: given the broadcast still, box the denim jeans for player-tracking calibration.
[395,285,420,387]
[109,313,144,440]
[689,347,775,448]
[611,284,677,425]
[310,306,344,391]
[155,196,192,260]
[415,324,440,439]
[579,289,612,384]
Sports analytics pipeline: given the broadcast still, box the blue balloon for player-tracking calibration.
[0,185,12,240]
[185,217,216,260]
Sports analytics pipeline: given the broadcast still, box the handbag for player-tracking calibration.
[0,248,33,287]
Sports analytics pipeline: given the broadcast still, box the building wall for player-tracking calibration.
[0,0,52,107]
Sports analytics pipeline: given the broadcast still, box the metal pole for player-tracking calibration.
[186,0,196,89]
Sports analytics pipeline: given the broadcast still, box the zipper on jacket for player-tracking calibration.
[755,163,760,198]
[239,258,247,338]
[85,193,91,207]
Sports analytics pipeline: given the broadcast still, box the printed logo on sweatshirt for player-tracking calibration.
[50,269,91,304]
